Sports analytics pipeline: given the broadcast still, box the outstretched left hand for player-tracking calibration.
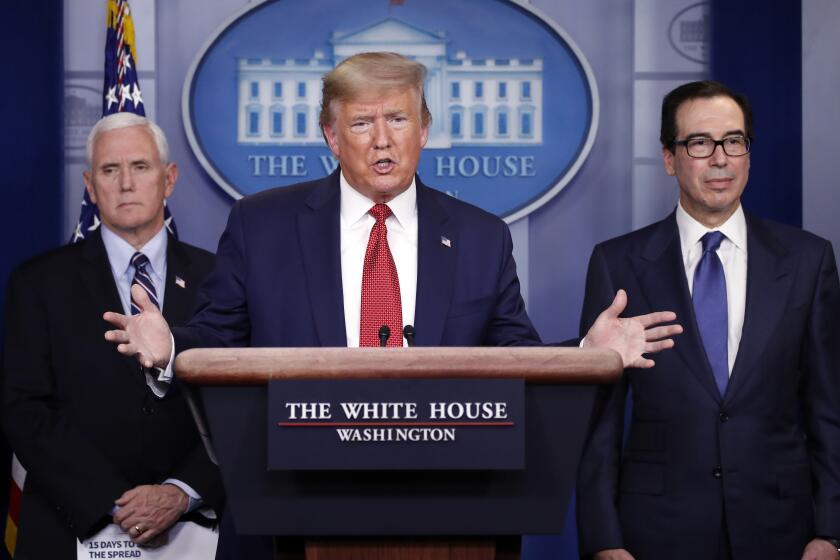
[583,289,682,369]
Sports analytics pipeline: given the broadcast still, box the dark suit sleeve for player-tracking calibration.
[575,245,629,555]
[175,202,251,351]
[169,431,224,512]
[3,269,131,539]
[800,242,840,538]
[484,224,541,346]
[164,244,225,513]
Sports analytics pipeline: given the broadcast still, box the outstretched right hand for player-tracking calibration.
[583,289,682,369]
[104,284,173,369]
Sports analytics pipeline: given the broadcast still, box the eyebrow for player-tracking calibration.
[683,129,745,140]
[348,112,374,122]
[98,158,152,170]
[348,108,408,121]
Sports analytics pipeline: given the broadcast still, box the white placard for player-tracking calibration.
[77,522,218,559]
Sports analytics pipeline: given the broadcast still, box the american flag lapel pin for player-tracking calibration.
[441,236,451,248]
[175,276,186,289]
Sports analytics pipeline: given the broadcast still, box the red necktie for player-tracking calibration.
[359,203,403,347]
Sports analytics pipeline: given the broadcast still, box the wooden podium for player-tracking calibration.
[177,347,622,560]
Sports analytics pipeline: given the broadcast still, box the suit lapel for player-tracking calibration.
[79,230,125,316]
[297,171,347,346]
[724,214,793,403]
[413,179,456,346]
[79,230,143,376]
[631,214,723,403]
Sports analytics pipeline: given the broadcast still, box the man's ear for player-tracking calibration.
[419,123,430,149]
[163,162,178,198]
[662,146,676,176]
[323,123,341,158]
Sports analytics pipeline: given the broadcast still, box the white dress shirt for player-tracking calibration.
[101,223,168,317]
[102,224,173,398]
[340,172,418,347]
[676,202,748,374]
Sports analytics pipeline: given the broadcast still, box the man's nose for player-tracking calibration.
[119,166,134,190]
[372,118,390,149]
[709,143,727,166]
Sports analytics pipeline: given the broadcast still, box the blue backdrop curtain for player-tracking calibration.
[0,2,64,558]
[710,0,802,227]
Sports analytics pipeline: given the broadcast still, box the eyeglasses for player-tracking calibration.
[673,135,751,158]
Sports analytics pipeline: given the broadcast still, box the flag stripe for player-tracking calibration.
[5,456,23,556]
[4,516,17,557]
[7,482,20,526]
[9,456,24,489]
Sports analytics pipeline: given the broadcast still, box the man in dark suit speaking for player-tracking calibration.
[576,81,840,560]
[2,113,224,558]
[104,52,679,374]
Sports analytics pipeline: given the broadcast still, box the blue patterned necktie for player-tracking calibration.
[130,252,159,314]
[692,231,729,396]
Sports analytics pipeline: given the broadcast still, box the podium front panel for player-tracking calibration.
[201,383,596,536]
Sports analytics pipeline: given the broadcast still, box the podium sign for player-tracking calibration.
[268,378,525,470]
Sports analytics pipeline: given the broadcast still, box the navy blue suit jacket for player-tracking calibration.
[576,212,840,560]
[177,170,540,558]
[176,169,539,352]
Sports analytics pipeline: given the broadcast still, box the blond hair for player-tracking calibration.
[319,52,432,133]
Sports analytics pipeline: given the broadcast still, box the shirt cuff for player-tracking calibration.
[159,334,176,383]
[162,479,204,513]
[145,335,177,398]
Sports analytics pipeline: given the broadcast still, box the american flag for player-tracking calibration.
[71,0,177,244]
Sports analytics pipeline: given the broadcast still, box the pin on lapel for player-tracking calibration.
[441,236,451,248]
[175,276,186,288]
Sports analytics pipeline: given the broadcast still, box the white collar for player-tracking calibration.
[100,223,168,281]
[676,201,747,255]
[339,171,417,230]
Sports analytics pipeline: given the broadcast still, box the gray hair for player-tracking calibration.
[86,113,170,166]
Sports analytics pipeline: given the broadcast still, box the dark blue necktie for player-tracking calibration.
[130,252,160,314]
[693,231,729,396]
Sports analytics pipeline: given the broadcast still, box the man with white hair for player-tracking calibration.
[3,113,223,559]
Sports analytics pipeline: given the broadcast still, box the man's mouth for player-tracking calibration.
[704,174,735,188]
[373,158,396,173]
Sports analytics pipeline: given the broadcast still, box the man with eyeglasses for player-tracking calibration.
[576,81,840,560]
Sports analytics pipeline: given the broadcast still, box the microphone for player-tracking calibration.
[378,325,391,347]
[403,325,415,347]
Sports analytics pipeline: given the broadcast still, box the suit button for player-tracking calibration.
[712,466,722,479]
[141,406,154,415]
[719,412,729,422]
